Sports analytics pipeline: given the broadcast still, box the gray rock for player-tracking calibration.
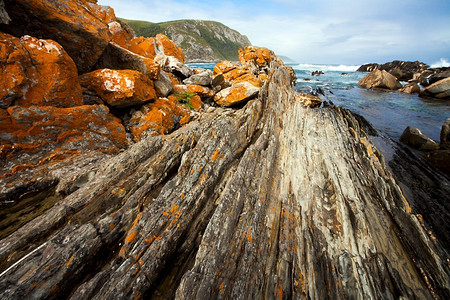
[183,70,213,86]
[0,61,448,300]
[440,118,450,149]
[400,126,440,150]
[0,0,10,24]
[154,71,173,97]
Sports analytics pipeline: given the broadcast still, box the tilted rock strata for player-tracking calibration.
[0,61,448,299]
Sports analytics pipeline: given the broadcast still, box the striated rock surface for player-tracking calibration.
[0,58,448,300]
[79,69,157,108]
[0,33,82,108]
[358,69,402,90]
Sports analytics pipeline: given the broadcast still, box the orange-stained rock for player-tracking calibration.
[1,0,114,73]
[214,82,260,107]
[189,94,203,110]
[87,2,116,24]
[213,60,261,87]
[109,21,134,48]
[238,46,275,69]
[126,34,184,63]
[79,69,157,108]
[0,104,128,157]
[173,84,215,99]
[0,33,82,108]
[168,72,182,86]
[127,97,191,141]
[94,42,161,80]
[295,93,323,108]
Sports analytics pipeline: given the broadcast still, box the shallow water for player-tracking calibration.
[292,64,450,142]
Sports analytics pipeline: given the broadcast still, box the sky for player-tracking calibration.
[98,0,450,66]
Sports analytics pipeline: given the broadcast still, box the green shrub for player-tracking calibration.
[175,91,196,110]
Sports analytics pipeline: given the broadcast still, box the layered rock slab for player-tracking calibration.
[0,62,448,300]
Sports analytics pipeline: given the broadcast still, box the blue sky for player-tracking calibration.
[98,0,450,65]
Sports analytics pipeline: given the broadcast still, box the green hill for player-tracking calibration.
[119,18,252,63]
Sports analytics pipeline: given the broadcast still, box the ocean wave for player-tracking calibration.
[292,63,360,72]
[430,58,450,68]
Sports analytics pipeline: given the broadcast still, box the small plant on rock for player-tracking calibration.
[175,91,196,110]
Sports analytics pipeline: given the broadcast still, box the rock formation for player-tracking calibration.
[357,60,429,82]
[420,77,450,99]
[0,1,449,299]
[358,69,402,90]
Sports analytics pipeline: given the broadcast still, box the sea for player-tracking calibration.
[189,63,450,143]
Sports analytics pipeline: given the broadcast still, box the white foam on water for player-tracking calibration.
[430,58,450,68]
[293,63,360,72]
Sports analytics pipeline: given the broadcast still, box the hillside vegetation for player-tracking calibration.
[120,18,252,62]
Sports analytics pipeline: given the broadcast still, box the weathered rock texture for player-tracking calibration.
[1,60,448,300]
[420,77,450,99]
[358,70,402,90]
[357,60,429,82]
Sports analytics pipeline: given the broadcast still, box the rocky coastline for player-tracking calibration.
[0,0,449,299]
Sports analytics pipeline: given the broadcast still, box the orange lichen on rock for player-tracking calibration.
[108,21,135,48]
[238,46,275,68]
[214,82,260,107]
[127,97,191,141]
[213,60,261,87]
[0,33,82,108]
[173,84,214,99]
[126,34,184,63]
[0,105,128,156]
[79,69,157,108]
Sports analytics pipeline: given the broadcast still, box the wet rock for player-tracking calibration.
[183,70,213,86]
[358,69,402,90]
[419,77,450,99]
[428,68,450,85]
[79,69,157,108]
[154,71,173,97]
[214,82,259,107]
[400,126,440,150]
[399,82,420,94]
[0,0,114,73]
[440,118,450,149]
[127,96,190,141]
[424,150,450,173]
[0,33,82,108]
[94,42,161,80]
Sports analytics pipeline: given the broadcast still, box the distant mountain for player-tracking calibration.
[278,55,296,64]
[120,18,252,63]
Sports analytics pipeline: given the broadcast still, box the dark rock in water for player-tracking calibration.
[358,69,402,90]
[311,70,324,76]
[440,118,450,149]
[1,59,448,300]
[400,126,440,150]
[399,82,420,94]
[419,77,450,99]
[357,60,429,82]
[424,150,450,173]
[428,68,450,85]
[341,72,349,76]
[303,78,312,81]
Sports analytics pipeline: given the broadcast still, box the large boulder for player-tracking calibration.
[400,126,439,150]
[399,82,420,94]
[127,34,185,64]
[0,0,115,73]
[419,77,450,99]
[238,46,275,73]
[183,70,213,86]
[79,69,157,108]
[214,82,260,107]
[440,118,450,149]
[93,42,161,80]
[0,33,82,108]
[358,70,402,90]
